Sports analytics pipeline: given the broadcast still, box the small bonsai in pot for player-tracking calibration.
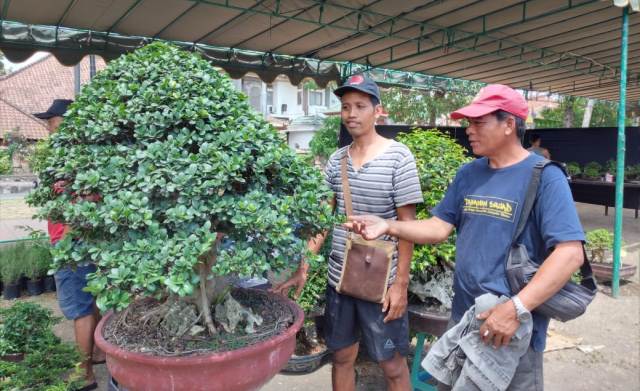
[625,164,640,182]
[565,162,581,179]
[27,42,336,390]
[585,228,614,263]
[585,228,636,282]
[396,129,471,318]
[583,162,603,181]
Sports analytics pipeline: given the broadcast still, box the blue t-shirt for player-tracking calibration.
[432,153,585,351]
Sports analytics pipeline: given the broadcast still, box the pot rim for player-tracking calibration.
[95,289,304,367]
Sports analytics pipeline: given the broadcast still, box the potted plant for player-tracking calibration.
[585,228,636,282]
[396,129,471,335]
[0,244,23,300]
[282,234,331,374]
[0,302,83,388]
[565,162,581,179]
[583,162,603,181]
[27,42,336,391]
[625,164,640,183]
[0,302,59,360]
[23,241,51,296]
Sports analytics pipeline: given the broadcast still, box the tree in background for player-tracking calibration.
[380,87,477,126]
[309,116,340,164]
[534,95,635,128]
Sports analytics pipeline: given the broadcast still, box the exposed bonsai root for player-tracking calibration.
[103,289,295,357]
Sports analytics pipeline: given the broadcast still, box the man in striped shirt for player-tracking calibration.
[274,74,423,391]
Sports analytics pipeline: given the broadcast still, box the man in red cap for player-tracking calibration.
[346,84,585,389]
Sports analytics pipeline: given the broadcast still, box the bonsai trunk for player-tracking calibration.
[197,240,220,335]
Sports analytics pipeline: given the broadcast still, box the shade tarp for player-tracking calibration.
[0,0,638,101]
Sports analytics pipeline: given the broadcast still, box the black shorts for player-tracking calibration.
[324,285,409,362]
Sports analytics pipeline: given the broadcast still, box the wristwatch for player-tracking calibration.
[511,295,530,322]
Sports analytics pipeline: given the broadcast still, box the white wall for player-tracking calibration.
[273,81,302,117]
[288,131,315,150]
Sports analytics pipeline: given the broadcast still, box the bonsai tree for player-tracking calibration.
[585,228,620,263]
[396,129,471,311]
[27,42,335,339]
[583,162,603,180]
[624,164,640,182]
[565,162,581,178]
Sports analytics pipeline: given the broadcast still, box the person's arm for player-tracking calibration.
[271,195,336,297]
[382,204,415,323]
[478,241,583,348]
[346,214,454,245]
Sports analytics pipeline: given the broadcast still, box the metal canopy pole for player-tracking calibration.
[612,5,629,298]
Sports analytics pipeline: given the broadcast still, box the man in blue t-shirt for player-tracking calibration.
[346,84,585,390]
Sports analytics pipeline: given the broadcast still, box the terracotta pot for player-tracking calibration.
[95,290,303,391]
[408,304,451,337]
[591,262,637,282]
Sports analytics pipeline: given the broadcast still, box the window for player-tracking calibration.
[297,86,302,105]
[309,90,324,106]
[266,84,273,107]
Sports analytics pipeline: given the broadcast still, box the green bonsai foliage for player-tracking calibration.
[565,162,581,178]
[396,129,470,308]
[624,164,640,181]
[585,229,614,263]
[27,42,336,335]
[583,162,603,180]
[309,116,340,164]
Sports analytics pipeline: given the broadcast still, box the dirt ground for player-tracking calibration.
[1,196,639,390]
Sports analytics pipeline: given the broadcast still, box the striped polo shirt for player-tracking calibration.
[324,140,423,288]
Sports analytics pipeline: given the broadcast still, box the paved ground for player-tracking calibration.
[1,195,638,390]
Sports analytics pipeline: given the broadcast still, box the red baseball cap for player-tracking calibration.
[451,84,528,120]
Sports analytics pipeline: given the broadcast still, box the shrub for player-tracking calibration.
[27,138,52,175]
[0,302,60,355]
[27,42,336,335]
[0,244,24,285]
[0,302,82,390]
[396,129,471,309]
[309,116,340,164]
[0,149,11,175]
[22,241,52,279]
[397,129,471,273]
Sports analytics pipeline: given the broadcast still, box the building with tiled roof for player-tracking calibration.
[0,54,106,141]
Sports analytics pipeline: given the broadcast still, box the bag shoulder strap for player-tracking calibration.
[512,159,567,244]
[340,153,353,217]
[511,159,596,289]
